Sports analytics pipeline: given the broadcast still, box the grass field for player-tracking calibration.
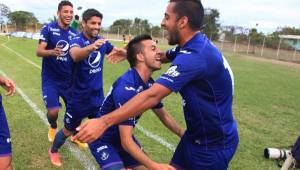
[0,36,300,170]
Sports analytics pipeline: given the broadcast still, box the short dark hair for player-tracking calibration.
[82,9,103,22]
[58,1,73,11]
[170,0,204,31]
[127,34,152,67]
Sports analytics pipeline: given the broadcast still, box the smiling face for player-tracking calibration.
[83,16,102,38]
[57,5,74,27]
[140,40,161,71]
[161,2,181,45]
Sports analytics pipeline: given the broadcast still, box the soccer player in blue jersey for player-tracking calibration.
[75,0,239,169]
[0,76,16,170]
[89,34,183,170]
[48,8,126,167]
[36,1,78,143]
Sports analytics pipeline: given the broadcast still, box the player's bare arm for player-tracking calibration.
[107,47,127,64]
[119,125,175,170]
[74,83,171,143]
[36,42,63,57]
[70,39,106,62]
[153,108,184,138]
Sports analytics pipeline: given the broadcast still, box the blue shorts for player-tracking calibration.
[0,100,12,157]
[42,77,70,109]
[64,107,100,132]
[89,137,141,169]
[171,133,238,170]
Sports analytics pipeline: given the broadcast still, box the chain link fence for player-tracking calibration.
[2,23,299,63]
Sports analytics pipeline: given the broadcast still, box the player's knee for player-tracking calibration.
[62,127,72,137]
[47,108,59,117]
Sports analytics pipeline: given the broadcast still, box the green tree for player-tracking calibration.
[7,11,38,31]
[131,18,151,35]
[276,27,300,35]
[110,19,132,34]
[202,8,220,40]
[0,3,11,24]
[151,26,163,37]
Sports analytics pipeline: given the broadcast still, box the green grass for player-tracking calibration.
[0,36,300,169]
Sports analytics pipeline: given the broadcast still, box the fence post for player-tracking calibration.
[261,37,265,57]
[247,36,251,54]
[233,36,237,53]
[5,24,8,33]
[221,39,224,51]
[277,38,282,59]
[117,27,120,40]
[293,40,298,61]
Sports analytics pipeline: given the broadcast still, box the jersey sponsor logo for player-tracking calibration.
[68,31,77,37]
[88,51,101,68]
[49,27,60,32]
[88,51,102,74]
[96,145,108,153]
[179,50,191,54]
[165,65,180,77]
[125,86,136,91]
[53,32,61,36]
[101,151,109,160]
[89,67,102,74]
[56,40,69,58]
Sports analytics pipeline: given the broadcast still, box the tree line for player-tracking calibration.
[1,3,299,50]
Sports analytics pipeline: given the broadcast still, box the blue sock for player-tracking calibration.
[51,129,68,153]
[47,113,58,128]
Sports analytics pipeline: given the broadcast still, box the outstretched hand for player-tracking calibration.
[91,39,107,51]
[73,118,109,143]
[0,77,16,96]
[107,47,127,64]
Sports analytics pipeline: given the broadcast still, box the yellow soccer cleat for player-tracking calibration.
[48,127,57,142]
[48,149,62,167]
[70,136,88,149]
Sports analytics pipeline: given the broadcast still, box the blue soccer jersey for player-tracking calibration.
[39,22,77,82]
[156,32,238,150]
[89,68,163,168]
[0,95,12,156]
[99,68,163,144]
[68,33,114,111]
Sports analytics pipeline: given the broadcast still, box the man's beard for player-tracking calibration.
[168,28,180,45]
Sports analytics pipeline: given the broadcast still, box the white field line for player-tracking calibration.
[2,44,41,69]
[1,41,176,152]
[136,125,176,151]
[0,70,97,170]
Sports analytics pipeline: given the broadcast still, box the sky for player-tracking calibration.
[1,0,300,34]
